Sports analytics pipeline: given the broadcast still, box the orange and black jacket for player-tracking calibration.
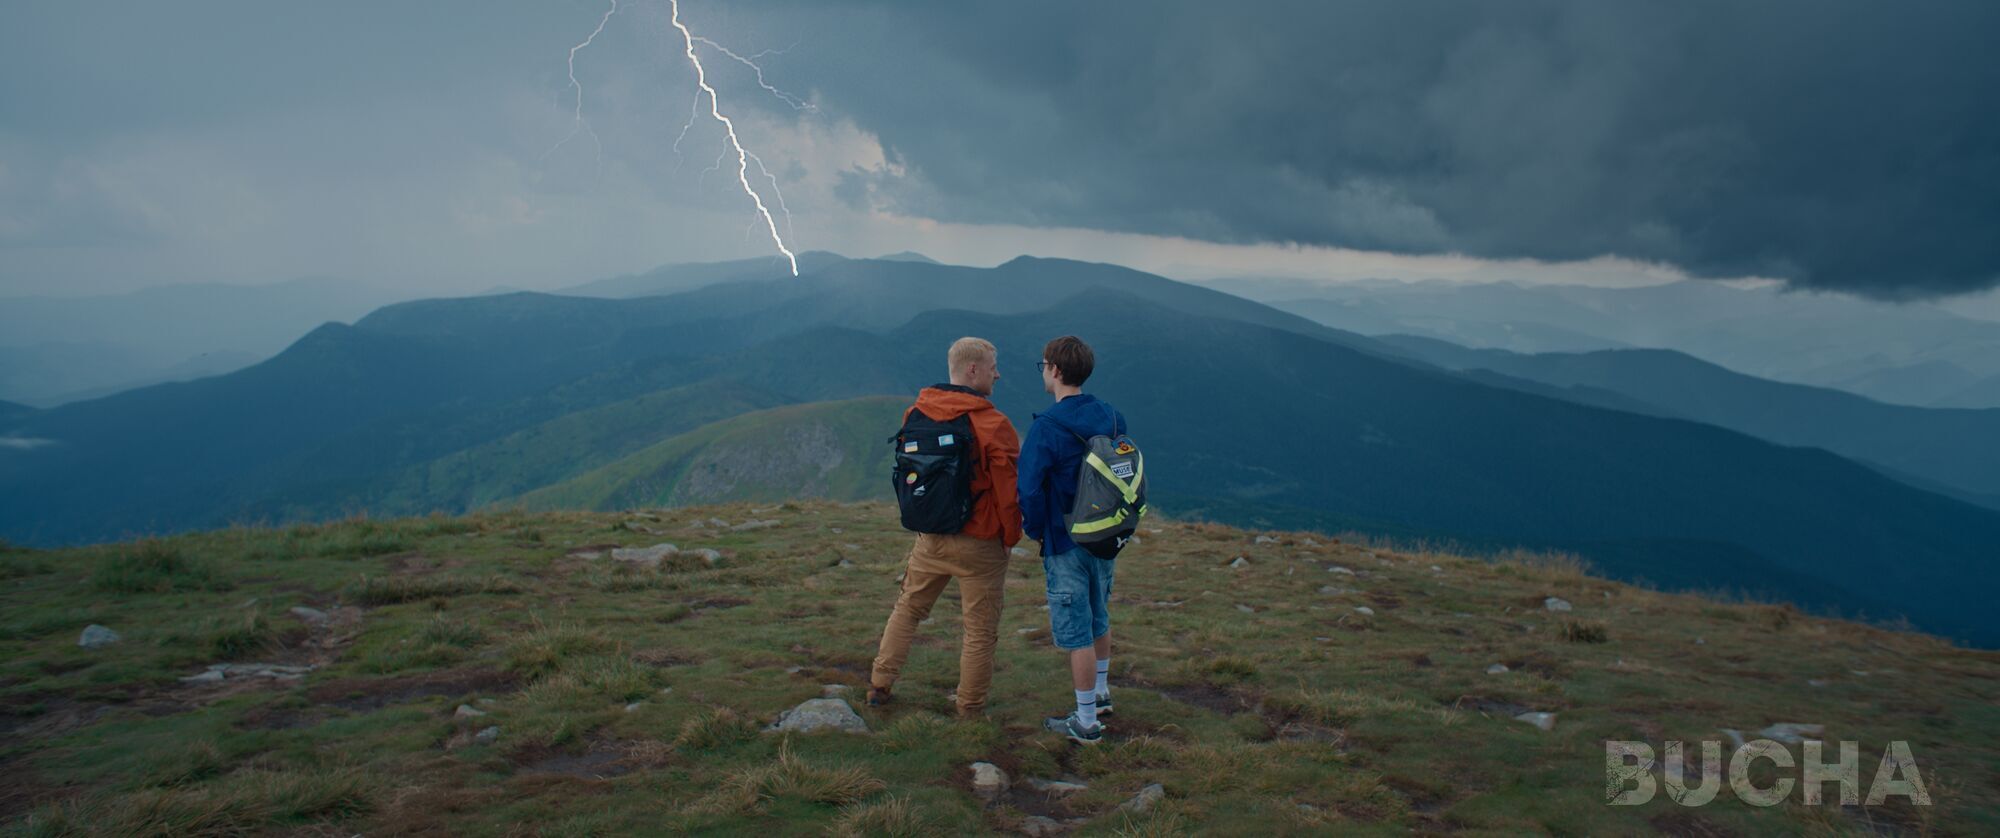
[907,384,1022,547]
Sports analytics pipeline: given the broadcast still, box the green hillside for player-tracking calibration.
[0,503,1990,835]
[513,397,913,512]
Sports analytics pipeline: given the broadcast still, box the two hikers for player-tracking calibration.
[868,335,1135,745]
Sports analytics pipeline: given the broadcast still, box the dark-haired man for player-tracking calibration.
[1018,335,1128,745]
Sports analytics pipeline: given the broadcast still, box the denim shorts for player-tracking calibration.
[1044,546,1115,650]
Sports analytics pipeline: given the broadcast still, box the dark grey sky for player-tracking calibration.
[3,1,1995,299]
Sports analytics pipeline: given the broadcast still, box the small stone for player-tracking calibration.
[1313,636,1332,642]
[1757,723,1824,744]
[1429,565,1443,572]
[1544,597,1573,612]
[708,517,730,528]
[1120,783,1165,813]
[841,543,861,551]
[970,762,1009,800]
[837,559,854,568]
[611,543,678,568]
[830,527,844,534]
[821,684,851,697]
[1318,585,1352,595]
[1807,679,1829,688]
[1353,606,1375,616]
[687,548,724,566]
[625,702,643,713]
[1236,604,1255,614]
[1327,565,1355,575]
[1229,557,1250,569]
[767,698,870,734]
[289,606,329,623]
[179,669,226,684]
[1255,535,1280,545]
[1302,538,1320,547]
[1020,816,1064,837]
[1514,712,1557,731]
[1026,778,1088,796]
[1486,663,1510,675]
[731,519,780,531]
[77,624,121,649]
[473,725,500,745]
[454,704,488,720]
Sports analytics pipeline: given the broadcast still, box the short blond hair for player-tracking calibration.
[948,336,996,373]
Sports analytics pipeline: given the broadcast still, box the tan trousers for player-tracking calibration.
[869,532,1009,714]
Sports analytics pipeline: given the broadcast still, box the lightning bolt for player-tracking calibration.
[690,36,816,113]
[544,0,620,175]
[668,0,798,275]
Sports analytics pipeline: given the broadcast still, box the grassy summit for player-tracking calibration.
[0,502,1992,835]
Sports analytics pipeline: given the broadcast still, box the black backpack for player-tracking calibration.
[890,408,977,533]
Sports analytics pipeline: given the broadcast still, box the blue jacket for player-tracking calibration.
[1018,394,1127,557]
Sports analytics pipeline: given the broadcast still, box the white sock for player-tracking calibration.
[1073,689,1099,727]
[1094,658,1110,697]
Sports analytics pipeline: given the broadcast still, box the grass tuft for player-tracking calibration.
[90,540,230,594]
[673,707,758,752]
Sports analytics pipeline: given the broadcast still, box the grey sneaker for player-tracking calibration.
[1043,712,1103,745]
[1095,693,1113,717]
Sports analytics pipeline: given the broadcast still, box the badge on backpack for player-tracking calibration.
[937,434,955,447]
[903,441,919,453]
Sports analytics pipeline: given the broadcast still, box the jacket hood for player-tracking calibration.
[1036,393,1121,438]
[913,384,994,420]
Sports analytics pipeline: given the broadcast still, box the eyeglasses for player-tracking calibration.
[1037,361,1053,371]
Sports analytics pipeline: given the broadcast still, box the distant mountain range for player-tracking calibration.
[3,257,1997,646]
[1377,337,2000,511]
[0,277,412,407]
[1204,276,2000,408]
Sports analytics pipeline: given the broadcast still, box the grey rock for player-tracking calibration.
[836,558,855,568]
[473,725,500,745]
[687,548,724,566]
[625,702,643,713]
[1229,557,1250,569]
[1236,604,1255,614]
[454,704,488,720]
[1120,783,1166,813]
[1758,723,1824,744]
[179,669,226,684]
[1254,535,1279,545]
[1429,565,1443,572]
[1514,712,1557,731]
[77,624,121,649]
[970,761,1009,800]
[1319,586,1353,595]
[611,543,678,567]
[1543,597,1573,612]
[1486,663,1510,675]
[1026,778,1087,796]
[289,606,329,623]
[1353,606,1375,616]
[767,698,870,734]
[707,517,730,528]
[1302,538,1320,547]
[731,519,780,532]
[1327,565,1355,576]
[1020,816,1065,837]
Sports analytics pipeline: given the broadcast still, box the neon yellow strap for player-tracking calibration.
[1071,507,1129,534]
[1084,452,1143,505]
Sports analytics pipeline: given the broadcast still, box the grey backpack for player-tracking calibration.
[1064,424,1147,559]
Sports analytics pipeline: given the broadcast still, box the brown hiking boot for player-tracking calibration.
[866,686,893,707]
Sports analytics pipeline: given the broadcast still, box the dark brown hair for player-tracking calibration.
[1042,335,1095,386]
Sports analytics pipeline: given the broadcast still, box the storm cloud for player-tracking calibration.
[789,0,2000,298]
[2,1,1995,299]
